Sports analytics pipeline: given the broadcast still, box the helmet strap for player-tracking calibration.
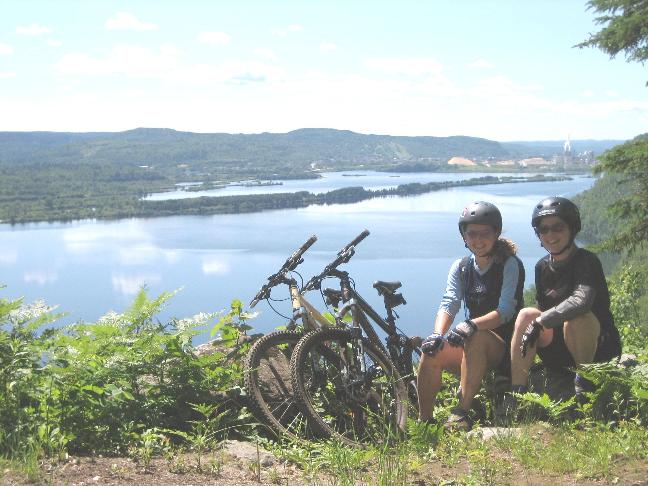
[541,237,575,257]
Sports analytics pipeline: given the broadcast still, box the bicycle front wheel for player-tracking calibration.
[290,327,408,446]
[243,330,318,440]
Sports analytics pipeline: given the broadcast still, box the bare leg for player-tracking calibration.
[564,312,600,365]
[417,344,462,421]
[458,330,505,411]
[510,307,553,387]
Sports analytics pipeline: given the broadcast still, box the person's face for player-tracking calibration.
[463,223,497,257]
[536,215,571,254]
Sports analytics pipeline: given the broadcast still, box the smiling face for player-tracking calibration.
[463,223,497,258]
[536,215,572,258]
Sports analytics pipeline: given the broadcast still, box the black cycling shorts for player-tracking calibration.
[537,324,621,370]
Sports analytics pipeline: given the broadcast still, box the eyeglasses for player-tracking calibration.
[537,222,568,235]
[464,228,495,240]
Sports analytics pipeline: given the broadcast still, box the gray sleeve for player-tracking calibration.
[495,256,521,324]
[540,284,596,328]
[438,258,463,319]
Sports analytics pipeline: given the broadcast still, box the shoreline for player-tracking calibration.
[0,174,574,226]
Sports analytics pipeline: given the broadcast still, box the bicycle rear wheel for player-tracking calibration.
[290,327,408,446]
[243,330,317,440]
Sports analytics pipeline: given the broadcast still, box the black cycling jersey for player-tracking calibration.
[535,247,621,368]
[536,248,613,330]
[460,254,525,343]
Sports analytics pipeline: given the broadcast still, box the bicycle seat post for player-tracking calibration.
[384,300,397,328]
[338,270,353,302]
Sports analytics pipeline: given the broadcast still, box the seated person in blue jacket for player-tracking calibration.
[417,201,525,430]
[510,196,621,403]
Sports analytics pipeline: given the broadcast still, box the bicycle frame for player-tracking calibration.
[282,273,333,332]
[333,269,420,384]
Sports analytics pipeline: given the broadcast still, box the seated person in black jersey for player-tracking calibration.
[509,196,621,403]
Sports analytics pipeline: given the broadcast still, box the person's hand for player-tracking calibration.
[421,333,445,356]
[520,318,543,357]
[446,320,478,347]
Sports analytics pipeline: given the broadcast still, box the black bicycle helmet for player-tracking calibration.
[531,196,581,235]
[458,201,502,237]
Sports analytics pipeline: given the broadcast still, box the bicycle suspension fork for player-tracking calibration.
[332,270,370,379]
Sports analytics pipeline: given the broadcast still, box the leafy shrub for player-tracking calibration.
[608,264,648,353]
[577,360,648,426]
[0,289,252,459]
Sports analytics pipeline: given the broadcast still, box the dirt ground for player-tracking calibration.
[2,439,647,485]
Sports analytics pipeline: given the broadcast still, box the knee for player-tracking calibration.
[418,353,442,373]
[514,307,541,330]
[464,330,488,353]
[564,312,600,335]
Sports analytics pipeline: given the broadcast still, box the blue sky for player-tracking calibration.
[0,1,646,140]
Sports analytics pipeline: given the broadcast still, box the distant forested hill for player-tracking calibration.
[505,139,625,158]
[0,127,625,224]
[0,128,624,172]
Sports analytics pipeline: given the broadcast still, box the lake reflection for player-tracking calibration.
[0,173,595,342]
[143,171,539,200]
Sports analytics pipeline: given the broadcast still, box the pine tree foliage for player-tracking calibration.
[593,133,648,252]
[576,0,648,84]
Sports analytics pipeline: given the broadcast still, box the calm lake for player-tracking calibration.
[0,171,595,342]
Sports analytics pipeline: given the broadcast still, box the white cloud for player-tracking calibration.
[6,51,648,140]
[320,42,337,52]
[606,90,619,97]
[115,245,180,265]
[163,250,181,264]
[254,48,277,61]
[112,274,161,295]
[105,12,158,31]
[0,250,18,264]
[198,31,231,46]
[365,57,444,76]
[582,89,594,97]
[62,220,152,252]
[467,58,492,69]
[118,245,159,265]
[16,23,52,36]
[0,72,16,79]
[55,44,283,84]
[202,258,231,275]
[24,271,58,285]
[272,24,304,37]
[56,44,181,77]
[0,43,14,55]
[47,39,63,47]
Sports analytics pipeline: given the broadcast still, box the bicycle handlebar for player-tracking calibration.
[337,229,369,256]
[250,234,318,308]
[303,229,370,292]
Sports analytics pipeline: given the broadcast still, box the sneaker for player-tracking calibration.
[574,373,596,405]
[444,407,473,432]
[417,416,438,427]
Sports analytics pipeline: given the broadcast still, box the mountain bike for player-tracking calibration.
[243,231,369,439]
[289,233,421,446]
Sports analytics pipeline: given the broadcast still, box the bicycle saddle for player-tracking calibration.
[373,280,402,294]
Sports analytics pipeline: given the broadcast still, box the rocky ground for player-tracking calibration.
[3,436,647,486]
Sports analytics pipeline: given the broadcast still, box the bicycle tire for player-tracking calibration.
[243,330,317,440]
[290,327,408,446]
